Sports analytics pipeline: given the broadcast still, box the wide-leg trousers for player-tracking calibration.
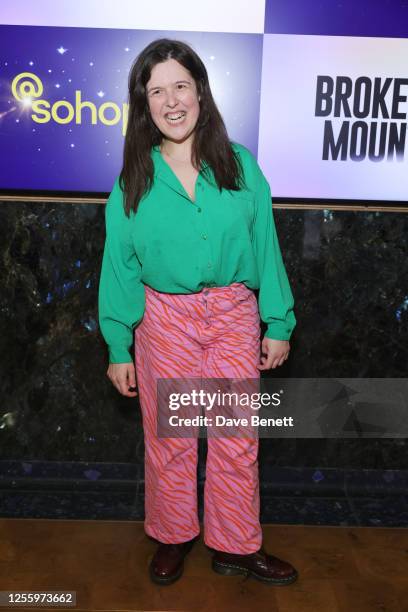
[134,282,262,554]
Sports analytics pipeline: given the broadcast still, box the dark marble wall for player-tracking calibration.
[0,199,407,524]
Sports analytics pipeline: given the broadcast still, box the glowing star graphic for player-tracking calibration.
[57,46,68,55]
[124,47,130,52]
[22,97,32,107]
[0,106,17,120]
[97,91,105,98]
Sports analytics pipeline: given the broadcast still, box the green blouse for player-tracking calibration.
[98,142,296,363]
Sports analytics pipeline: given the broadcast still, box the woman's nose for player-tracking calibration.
[165,90,179,106]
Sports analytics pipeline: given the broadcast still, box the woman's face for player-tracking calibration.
[146,58,201,144]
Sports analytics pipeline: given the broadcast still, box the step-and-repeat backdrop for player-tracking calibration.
[1,0,407,202]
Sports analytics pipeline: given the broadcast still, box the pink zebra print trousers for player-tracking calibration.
[134,282,263,554]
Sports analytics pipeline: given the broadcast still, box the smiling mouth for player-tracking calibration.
[165,112,186,123]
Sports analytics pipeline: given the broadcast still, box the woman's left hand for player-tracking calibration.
[257,337,290,370]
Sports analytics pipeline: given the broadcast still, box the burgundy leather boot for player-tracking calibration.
[149,538,197,585]
[212,546,298,585]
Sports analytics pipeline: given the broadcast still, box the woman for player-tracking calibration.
[98,38,298,586]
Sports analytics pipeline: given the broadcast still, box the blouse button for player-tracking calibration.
[197,207,202,212]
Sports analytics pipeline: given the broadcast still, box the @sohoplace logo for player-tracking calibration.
[11,72,129,135]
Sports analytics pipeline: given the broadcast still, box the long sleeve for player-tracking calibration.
[251,161,296,341]
[98,177,145,363]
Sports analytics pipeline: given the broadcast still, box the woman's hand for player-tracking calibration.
[107,362,138,397]
[257,337,290,371]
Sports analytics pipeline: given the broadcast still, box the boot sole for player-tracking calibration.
[212,559,298,585]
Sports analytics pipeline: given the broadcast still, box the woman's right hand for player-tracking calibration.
[107,362,138,397]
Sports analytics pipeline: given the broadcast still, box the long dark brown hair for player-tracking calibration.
[119,37,246,217]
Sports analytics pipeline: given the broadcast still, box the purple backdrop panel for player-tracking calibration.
[265,0,408,39]
[0,25,262,193]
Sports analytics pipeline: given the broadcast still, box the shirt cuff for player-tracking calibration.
[264,320,295,342]
[108,345,133,364]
